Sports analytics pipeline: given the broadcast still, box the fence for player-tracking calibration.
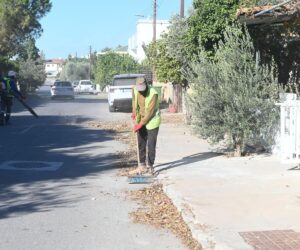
[278,93,300,163]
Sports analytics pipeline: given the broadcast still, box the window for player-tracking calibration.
[113,77,138,86]
[54,81,72,87]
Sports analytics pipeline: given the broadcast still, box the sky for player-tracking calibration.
[36,0,194,59]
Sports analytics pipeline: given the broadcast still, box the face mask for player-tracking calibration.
[139,85,148,97]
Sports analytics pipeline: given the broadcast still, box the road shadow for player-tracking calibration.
[51,97,108,104]
[12,93,110,114]
[12,94,47,113]
[0,115,128,219]
[155,152,222,173]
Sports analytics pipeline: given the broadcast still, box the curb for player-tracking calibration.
[162,184,217,250]
[161,183,248,250]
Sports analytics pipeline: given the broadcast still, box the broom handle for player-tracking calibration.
[131,119,140,165]
[136,131,140,165]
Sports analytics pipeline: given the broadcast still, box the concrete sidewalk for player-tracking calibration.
[155,122,300,249]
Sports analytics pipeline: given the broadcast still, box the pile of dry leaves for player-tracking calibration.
[87,120,201,250]
[130,184,201,250]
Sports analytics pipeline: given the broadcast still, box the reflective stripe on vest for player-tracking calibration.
[3,78,13,97]
[134,86,161,130]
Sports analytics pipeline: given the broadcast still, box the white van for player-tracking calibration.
[107,74,145,112]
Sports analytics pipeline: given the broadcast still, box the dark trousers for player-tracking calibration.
[0,95,13,122]
[137,126,159,167]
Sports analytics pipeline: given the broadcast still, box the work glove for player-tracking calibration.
[131,112,136,120]
[133,123,143,132]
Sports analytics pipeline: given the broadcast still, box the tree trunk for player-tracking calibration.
[234,143,242,157]
[232,135,243,157]
[173,84,183,112]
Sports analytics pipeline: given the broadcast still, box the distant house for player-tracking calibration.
[45,59,64,78]
[128,19,169,62]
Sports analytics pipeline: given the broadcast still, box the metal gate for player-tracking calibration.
[279,94,300,163]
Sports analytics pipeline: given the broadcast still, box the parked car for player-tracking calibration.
[107,74,145,112]
[50,81,74,99]
[74,80,95,94]
[72,80,79,88]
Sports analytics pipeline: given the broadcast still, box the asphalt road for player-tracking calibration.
[0,84,185,250]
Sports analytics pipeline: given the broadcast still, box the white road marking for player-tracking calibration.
[0,161,63,171]
[19,125,36,134]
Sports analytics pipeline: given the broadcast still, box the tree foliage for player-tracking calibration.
[18,54,46,92]
[94,52,138,88]
[150,0,240,86]
[59,60,90,81]
[17,37,40,61]
[249,25,300,85]
[165,15,191,72]
[0,0,51,56]
[186,0,239,57]
[187,25,279,156]
[145,39,183,84]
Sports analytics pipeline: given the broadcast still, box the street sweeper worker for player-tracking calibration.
[129,77,161,176]
[0,73,4,93]
[1,70,25,124]
[0,73,5,123]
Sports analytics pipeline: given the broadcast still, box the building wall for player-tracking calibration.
[45,60,63,77]
[128,19,169,62]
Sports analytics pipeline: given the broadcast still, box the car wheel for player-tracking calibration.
[109,105,115,112]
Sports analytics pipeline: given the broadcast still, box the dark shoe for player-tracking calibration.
[0,113,5,126]
[147,165,157,176]
[5,116,11,125]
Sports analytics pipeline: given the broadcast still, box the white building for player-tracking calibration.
[96,50,129,56]
[128,19,169,63]
[45,59,64,78]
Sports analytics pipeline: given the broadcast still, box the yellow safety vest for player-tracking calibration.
[134,87,161,130]
[3,78,13,97]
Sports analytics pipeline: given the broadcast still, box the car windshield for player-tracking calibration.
[113,77,139,86]
[55,81,72,87]
[81,81,92,85]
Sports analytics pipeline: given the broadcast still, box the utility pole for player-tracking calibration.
[180,0,184,18]
[89,45,92,80]
[152,0,157,83]
[153,0,157,43]
[175,0,184,113]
